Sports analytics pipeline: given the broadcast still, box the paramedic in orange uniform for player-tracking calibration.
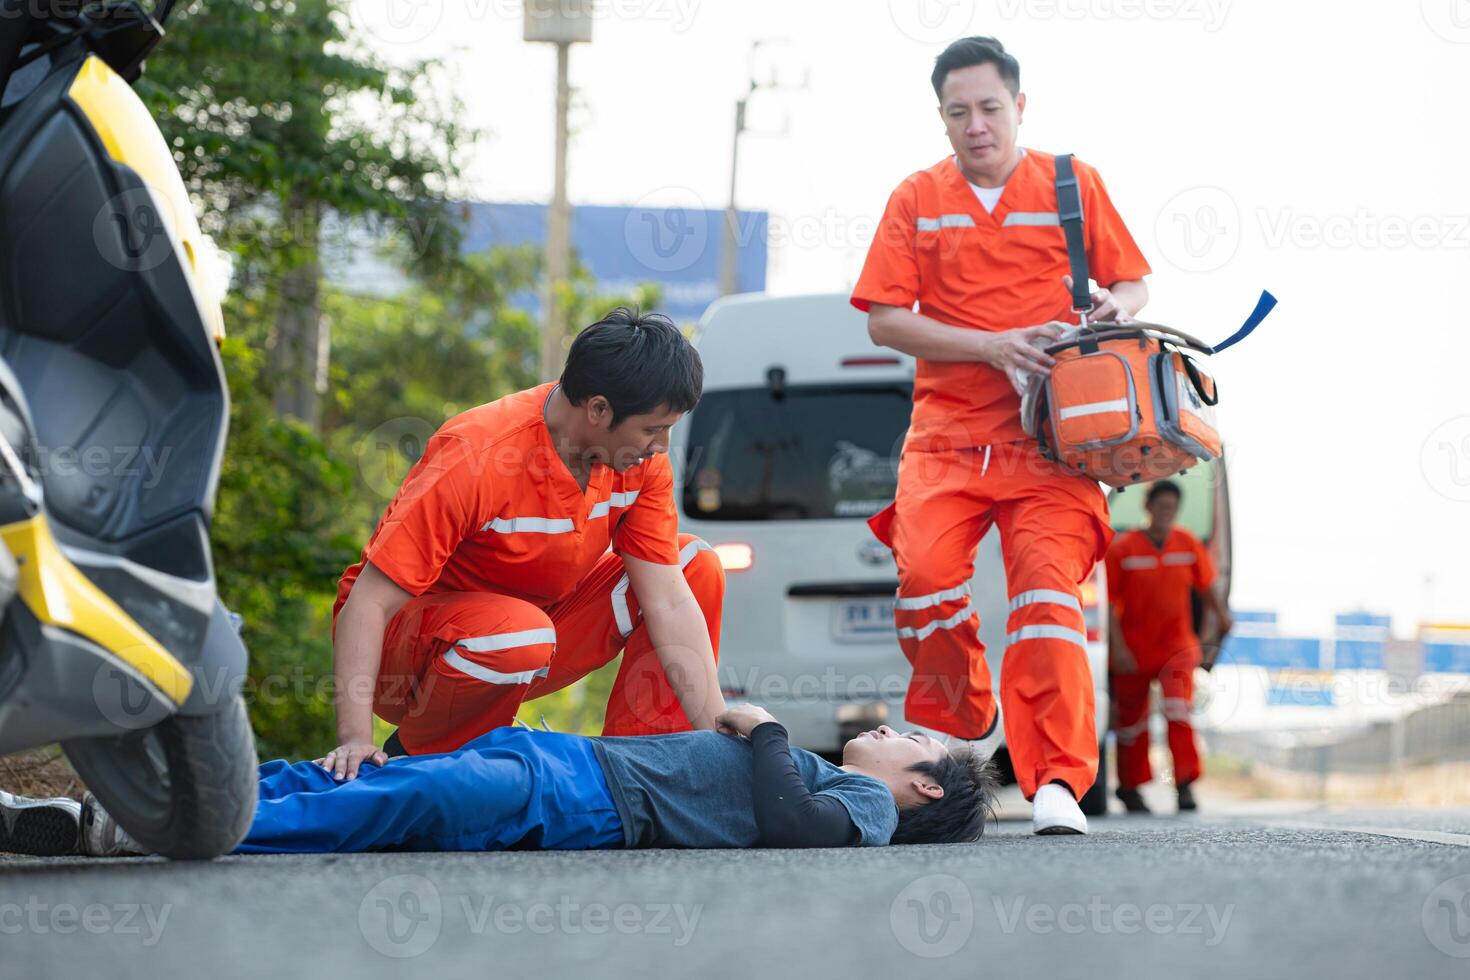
[1105,480,1232,813]
[852,36,1152,834]
[319,309,727,778]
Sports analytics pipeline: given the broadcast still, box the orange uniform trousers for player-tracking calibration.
[871,442,1111,801]
[1111,640,1203,790]
[369,534,724,755]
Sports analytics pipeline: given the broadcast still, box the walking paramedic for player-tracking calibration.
[853,36,1152,834]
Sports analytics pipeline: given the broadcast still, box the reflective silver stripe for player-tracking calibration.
[1009,589,1082,615]
[1161,697,1193,721]
[1005,624,1088,649]
[1058,398,1130,421]
[1002,211,1061,227]
[482,516,575,534]
[1120,556,1159,570]
[679,537,714,565]
[1114,718,1150,743]
[455,627,558,654]
[1162,552,1198,566]
[896,604,976,641]
[588,490,641,520]
[895,583,970,611]
[442,648,552,686]
[916,214,975,231]
[612,574,635,637]
[612,538,715,638]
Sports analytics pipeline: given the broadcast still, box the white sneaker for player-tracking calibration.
[0,789,80,856]
[1032,783,1088,835]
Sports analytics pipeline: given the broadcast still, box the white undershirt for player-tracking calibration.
[959,148,1027,214]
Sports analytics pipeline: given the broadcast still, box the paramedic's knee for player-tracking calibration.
[677,534,724,605]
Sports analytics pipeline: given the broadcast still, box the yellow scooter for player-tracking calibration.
[0,0,257,858]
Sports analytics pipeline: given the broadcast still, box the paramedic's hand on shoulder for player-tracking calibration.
[716,704,778,739]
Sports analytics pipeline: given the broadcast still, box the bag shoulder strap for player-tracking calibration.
[1054,154,1092,314]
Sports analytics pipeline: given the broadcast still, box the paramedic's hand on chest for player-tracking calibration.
[715,703,778,738]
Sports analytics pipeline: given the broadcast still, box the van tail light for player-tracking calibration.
[1080,568,1105,642]
[714,543,754,572]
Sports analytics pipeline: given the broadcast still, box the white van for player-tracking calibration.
[672,292,1119,813]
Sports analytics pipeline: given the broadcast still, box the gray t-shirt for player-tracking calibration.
[590,730,899,848]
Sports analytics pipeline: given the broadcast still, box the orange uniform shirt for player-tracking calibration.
[335,382,681,616]
[1105,527,1217,654]
[851,150,1151,449]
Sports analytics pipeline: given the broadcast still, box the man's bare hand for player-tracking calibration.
[981,322,1066,395]
[316,740,388,781]
[715,704,777,739]
[1063,276,1131,323]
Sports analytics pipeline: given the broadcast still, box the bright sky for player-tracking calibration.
[347,0,1470,637]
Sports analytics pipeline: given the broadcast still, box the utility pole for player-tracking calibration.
[525,0,592,380]
[720,41,806,298]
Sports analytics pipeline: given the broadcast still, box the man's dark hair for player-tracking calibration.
[561,307,703,427]
[890,745,1000,845]
[1146,479,1183,505]
[931,36,1020,100]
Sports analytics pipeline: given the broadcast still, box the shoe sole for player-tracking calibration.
[0,804,80,856]
[1034,825,1086,835]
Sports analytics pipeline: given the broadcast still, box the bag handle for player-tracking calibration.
[1054,154,1093,320]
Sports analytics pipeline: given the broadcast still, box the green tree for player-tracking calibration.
[139,0,474,430]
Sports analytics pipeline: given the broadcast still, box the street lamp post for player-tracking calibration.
[525,0,592,380]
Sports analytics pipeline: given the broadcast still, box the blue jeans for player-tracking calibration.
[237,728,624,853]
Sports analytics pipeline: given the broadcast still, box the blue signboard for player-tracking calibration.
[1335,612,1391,631]
[462,202,768,324]
[1220,635,1323,670]
[1424,640,1470,674]
[1334,639,1385,671]
[1232,610,1279,625]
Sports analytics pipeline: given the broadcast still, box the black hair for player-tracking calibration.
[1146,479,1183,505]
[890,744,1000,845]
[560,307,703,428]
[931,36,1020,100]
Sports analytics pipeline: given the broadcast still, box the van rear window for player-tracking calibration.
[681,383,912,521]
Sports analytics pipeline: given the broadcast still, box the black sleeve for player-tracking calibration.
[749,722,861,848]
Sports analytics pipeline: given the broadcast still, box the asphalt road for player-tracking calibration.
[6,789,1470,979]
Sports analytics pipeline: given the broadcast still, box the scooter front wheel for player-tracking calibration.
[63,694,259,859]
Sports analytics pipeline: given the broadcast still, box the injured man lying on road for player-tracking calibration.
[29,705,999,856]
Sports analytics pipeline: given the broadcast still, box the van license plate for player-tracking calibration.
[831,598,896,642]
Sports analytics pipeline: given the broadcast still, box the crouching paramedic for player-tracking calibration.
[1105,480,1233,813]
[323,308,728,778]
[852,37,1152,834]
